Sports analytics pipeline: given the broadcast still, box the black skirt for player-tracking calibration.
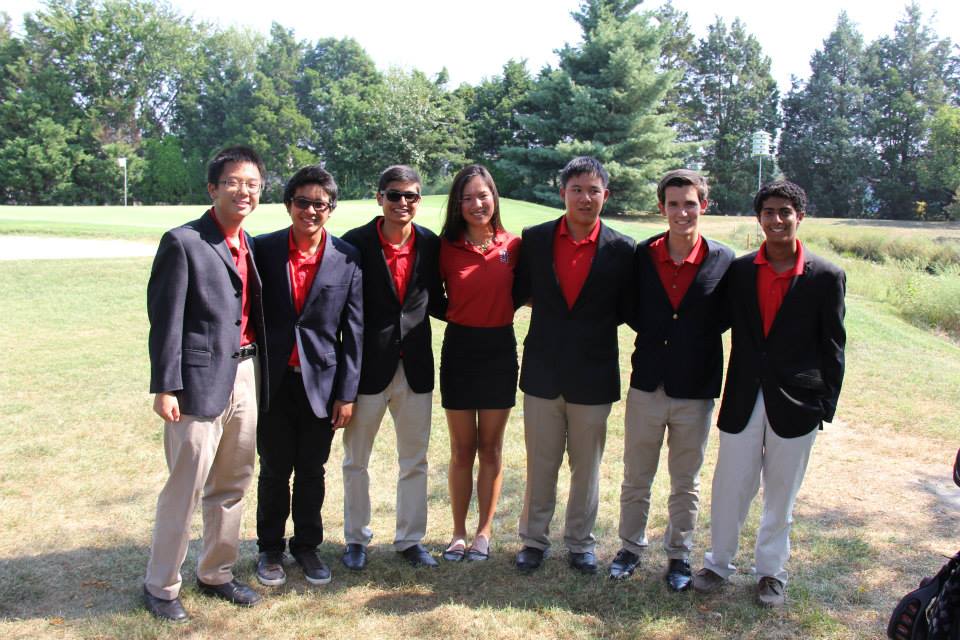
[440,323,519,410]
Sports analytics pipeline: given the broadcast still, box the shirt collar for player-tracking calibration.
[652,233,704,266]
[209,207,244,252]
[377,217,415,252]
[558,216,601,245]
[288,227,324,262]
[755,239,805,277]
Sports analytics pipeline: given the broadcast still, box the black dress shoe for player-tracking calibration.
[399,543,438,568]
[342,543,367,571]
[665,558,693,592]
[143,586,189,623]
[608,548,641,580]
[515,546,546,571]
[196,578,261,607]
[569,551,598,575]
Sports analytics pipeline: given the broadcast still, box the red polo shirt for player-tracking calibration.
[287,228,326,366]
[210,209,256,347]
[554,217,601,310]
[649,233,706,310]
[377,217,416,304]
[440,231,520,327]
[755,239,806,337]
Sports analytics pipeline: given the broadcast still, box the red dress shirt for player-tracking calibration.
[440,231,520,327]
[377,217,416,304]
[649,233,706,310]
[210,208,256,347]
[755,239,806,337]
[554,216,601,310]
[287,228,326,366]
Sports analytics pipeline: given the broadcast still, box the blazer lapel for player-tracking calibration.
[303,232,342,311]
[200,210,240,282]
[744,256,765,343]
[766,258,814,339]
[569,220,607,313]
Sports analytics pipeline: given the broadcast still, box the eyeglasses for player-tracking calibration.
[381,189,421,203]
[292,196,333,213]
[219,179,263,192]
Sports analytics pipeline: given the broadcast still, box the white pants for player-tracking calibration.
[704,391,817,585]
[341,365,433,551]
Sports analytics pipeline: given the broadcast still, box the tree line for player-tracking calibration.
[1,0,958,218]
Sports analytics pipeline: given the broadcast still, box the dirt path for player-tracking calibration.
[0,235,156,260]
[795,419,959,634]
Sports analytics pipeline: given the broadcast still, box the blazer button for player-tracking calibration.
[672,313,678,320]
[235,320,241,326]
[663,339,669,346]
[235,291,241,298]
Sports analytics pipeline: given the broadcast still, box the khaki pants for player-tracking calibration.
[144,357,259,600]
[618,386,714,560]
[518,393,611,554]
[342,365,433,551]
[704,390,817,585]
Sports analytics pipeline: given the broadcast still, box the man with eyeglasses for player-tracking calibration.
[340,165,447,569]
[143,146,268,622]
[251,166,363,588]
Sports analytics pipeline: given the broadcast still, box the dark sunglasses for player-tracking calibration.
[381,189,421,203]
[292,197,333,213]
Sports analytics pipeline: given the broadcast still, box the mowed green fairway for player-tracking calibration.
[1,202,959,639]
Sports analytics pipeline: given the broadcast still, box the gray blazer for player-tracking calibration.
[147,210,267,418]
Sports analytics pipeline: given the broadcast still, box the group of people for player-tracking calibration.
[141,146,846,623]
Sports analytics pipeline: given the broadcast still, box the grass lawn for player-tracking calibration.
[0,204,958,639]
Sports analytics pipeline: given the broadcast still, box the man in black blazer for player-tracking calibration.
[693,180,846,608]
[610,170,734,590]
[252,166,363,588]
[512,157,636,574]
[144,146,268,622]
[340,165,446,569]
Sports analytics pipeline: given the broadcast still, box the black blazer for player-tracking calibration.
[513,217,636,405]
[717,249,846,438]
[342,217,446,395]
[147,210,267,418]
[253,228,363,419]
[629,233,734,399]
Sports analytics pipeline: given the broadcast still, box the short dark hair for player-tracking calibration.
[283,165,339,209]
[657,169,709,205]
[207,145,265,186]
[378,165,422,192]
[754,180,808,215]
[560,156,609,188]
[441,164,502,242]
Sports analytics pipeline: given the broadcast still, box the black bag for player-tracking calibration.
[888,551,960,640]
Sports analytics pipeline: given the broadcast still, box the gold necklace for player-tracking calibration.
[465,234,493,253]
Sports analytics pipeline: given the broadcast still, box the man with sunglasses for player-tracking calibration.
[340,165,447,569]
[144,146,267,622]
[251,166,363,588]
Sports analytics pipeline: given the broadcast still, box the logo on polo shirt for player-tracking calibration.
[499,249,509,263]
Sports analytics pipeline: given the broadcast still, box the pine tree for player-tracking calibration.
[688,18,780,214]
[779,12,873,217]
[501,0,683,212]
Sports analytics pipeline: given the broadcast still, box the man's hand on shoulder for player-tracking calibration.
[332,400,354,430]
[153,392,181,422]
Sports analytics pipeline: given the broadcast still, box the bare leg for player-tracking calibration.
[446,409,479,540]
[474,408,510,542]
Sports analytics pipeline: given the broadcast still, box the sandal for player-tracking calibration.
[442,538,466,562]
[466,535,490,562]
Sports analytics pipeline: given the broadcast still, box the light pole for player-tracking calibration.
[750,131,772,245]
[117,157,128,206]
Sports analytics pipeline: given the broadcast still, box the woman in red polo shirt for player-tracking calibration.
[438,164,520,563]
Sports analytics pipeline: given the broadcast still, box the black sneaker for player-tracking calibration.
[256,551,287,586]
[292,550,332,585]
